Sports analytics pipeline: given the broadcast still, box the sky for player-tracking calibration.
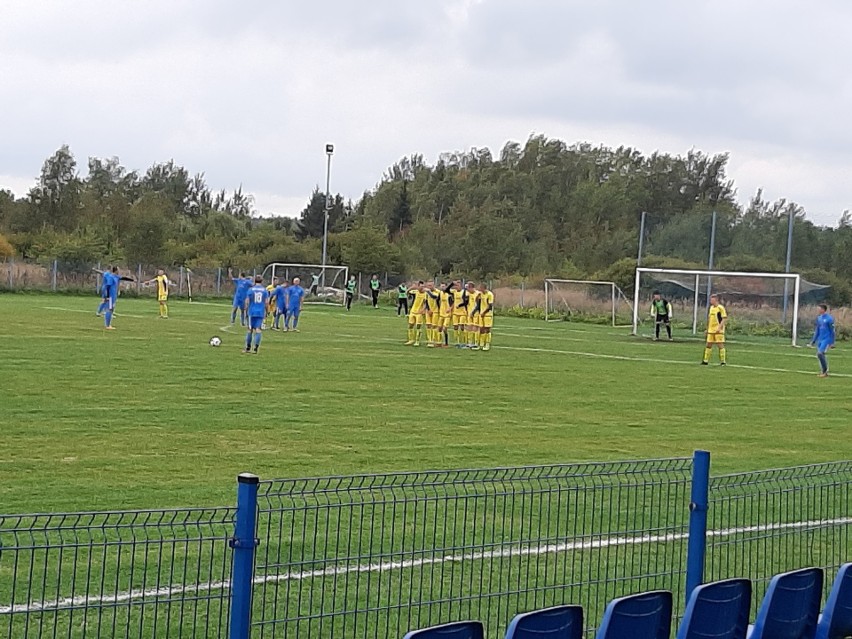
[1,0,850,226]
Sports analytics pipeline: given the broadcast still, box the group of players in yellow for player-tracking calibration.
[404,280,495,350]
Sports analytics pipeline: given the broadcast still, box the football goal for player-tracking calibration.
[544,279,634,326]
[631,267,830,347]
[260,263,349,305]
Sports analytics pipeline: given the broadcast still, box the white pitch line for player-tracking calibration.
[3,517,849,615]
[495,344,852,378]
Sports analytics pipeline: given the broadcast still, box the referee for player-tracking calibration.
[650,291,673,341]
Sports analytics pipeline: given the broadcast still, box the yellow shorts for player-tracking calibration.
[439,315,452,329]
[158,294,168,302]
[467,314,481,328]
[453,313,467,326]
[425,312,436,326]
[480,314,494,329]
[706,332,726,344]
[408,313,424,326]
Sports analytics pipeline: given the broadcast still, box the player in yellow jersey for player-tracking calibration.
[142,269,175,318]
[451,280,467,347]
[477,283,495,351]
[464,282,481,349]
[424,282,441,347]
[702,294,728,365]
[405,281,427,346]
[264,278,278,328]
[435,282,455,348]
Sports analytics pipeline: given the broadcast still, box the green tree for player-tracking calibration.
[125,194,173,265]
[28,145,82,231]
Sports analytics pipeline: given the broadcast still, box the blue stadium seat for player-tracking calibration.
[676,578,751,639]
[595,591,673,639]
[747,567,824,639]
[816,563,852,639]
[403,620,485,639]
[505,604,584,639]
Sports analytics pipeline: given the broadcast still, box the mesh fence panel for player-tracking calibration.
[0,507,235,639]
[706,461,852,614]
[251,458,693,639]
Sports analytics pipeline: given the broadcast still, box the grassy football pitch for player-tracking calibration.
[0,293,848,514]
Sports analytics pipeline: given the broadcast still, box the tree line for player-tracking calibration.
[1,137,850,303]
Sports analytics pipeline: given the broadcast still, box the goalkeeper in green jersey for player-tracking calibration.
[650,291,673,341]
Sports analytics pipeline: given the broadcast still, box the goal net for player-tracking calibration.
[260,263,349,305]
[544,279,634,326]
[632,268,830,346]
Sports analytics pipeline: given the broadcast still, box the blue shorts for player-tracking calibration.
[276,303,286,314]
[287,307,301,317]
[233,296,246,308]
[248,316,264,330]
[817,340,833,354]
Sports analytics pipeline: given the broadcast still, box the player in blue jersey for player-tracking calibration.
[285,277,306,332]
[270,279,289,330]
[93,266,134,329]
[243,276,269,353]
[808,304,836,377]
[228,267,252,326]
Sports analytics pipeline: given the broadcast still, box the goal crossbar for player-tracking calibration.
[632,267,802,346]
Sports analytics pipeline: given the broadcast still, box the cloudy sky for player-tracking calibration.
[2,0,850,225]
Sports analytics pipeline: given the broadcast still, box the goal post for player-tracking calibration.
[544,279,634,326]
[632,267,804,346]
[260,263,349,306]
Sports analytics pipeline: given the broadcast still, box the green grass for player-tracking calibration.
[0,292,848,514]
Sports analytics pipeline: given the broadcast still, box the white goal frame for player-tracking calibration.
[544,279,633,326]
[632,267,802,346]
[260,262,349,306]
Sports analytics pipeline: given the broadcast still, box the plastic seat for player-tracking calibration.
[816,563,852,639]
[748,567,824,639]
[403,620,485,639]
[676,578,751,639]
[595,590,673,639]
[505,604,584,639]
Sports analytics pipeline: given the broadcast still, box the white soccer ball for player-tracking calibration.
[209,336,222,347]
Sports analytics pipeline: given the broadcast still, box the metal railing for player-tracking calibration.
[250,458,694,638]
[705,460,852,610]
[1,453,850,638]
[0,507,235,639]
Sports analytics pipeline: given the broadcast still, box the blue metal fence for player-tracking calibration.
[705,461,852,612]
[0,507,234,639]
[1,454,850,638]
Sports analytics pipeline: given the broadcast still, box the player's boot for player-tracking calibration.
[700,361,708,365]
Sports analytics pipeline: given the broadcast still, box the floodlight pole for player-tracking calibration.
[321,143,334,287]
[637,211,647,266]
[782,207,794,323]
[705,210,717,308]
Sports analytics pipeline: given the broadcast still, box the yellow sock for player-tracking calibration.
[486,333,492,347]
[407,328,414,341]
[479,332,485,347]
[162,303,168,317]
[720,348,727,363]
[703,347,712,363]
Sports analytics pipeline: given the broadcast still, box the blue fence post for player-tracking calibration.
[685,450,711,603]
[230,473,259,639]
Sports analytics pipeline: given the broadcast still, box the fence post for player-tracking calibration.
[685,449,711,603]
[136,265,142,294]
[217,267,222,295]
[179,266,184,296]
[96,261,101,293]
[520,280,525,308]
[230,473,259,639]
[52,260,58,291]
[8,259,13,289]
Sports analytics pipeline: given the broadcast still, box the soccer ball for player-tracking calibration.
[209,336,222,347]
